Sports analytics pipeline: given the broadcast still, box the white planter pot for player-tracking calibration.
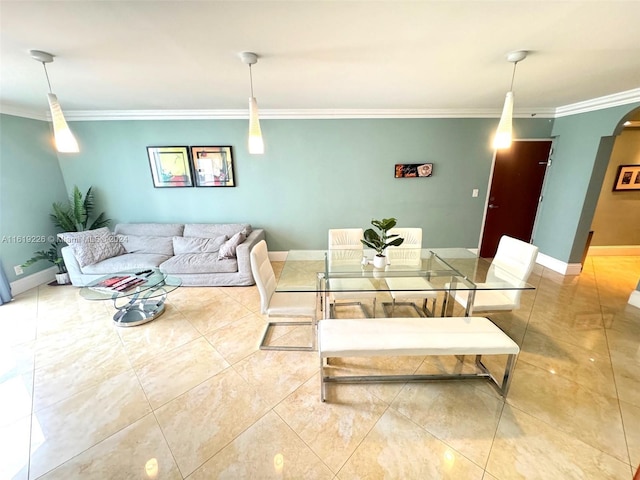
[55,273,70,285]
[373,255,386,269]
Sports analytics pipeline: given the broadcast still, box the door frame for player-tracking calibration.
[477,138,555,254]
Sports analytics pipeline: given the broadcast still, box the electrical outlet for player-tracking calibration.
[472,189,479,198]
[14,265,24,275]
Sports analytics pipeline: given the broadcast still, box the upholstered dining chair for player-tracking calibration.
[383,227,438,317]
[250,240,317,351]
[327,228,378,318]
[447,235,539,316]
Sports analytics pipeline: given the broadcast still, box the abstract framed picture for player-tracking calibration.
[612,164,640,191]
[395,163,433,178]
[147,146,194,187]
[190,146,236,187]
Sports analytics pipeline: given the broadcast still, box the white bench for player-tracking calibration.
[318,316,519,402]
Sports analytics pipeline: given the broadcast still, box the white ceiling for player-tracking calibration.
[1,1,640,119]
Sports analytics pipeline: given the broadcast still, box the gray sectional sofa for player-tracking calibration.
[60,223,265,287]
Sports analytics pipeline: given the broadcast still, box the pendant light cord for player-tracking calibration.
[509,61,519,91]
[41,62,53,93]
[248,64,254,97]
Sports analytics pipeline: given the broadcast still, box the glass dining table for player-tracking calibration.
[275,248,535,319]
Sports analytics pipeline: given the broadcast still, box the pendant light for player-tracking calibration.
[493,50,527,150]
[239,52,264,155]
[30,50,79,153]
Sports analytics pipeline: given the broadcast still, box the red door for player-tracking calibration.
[480,140,552,257]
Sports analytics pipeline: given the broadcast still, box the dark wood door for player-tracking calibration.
[480,140,552,257]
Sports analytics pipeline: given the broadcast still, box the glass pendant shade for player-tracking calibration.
[493,91,514,150]
[47,93,79,153]
[248,96,264,154]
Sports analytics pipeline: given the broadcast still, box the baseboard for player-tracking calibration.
[587,245,640,256]
[536,252,582,276]
[10,266,57,296]
[629,290,640,309]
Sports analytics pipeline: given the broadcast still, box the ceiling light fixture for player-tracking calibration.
[493,50,528,150]
[30,50,79,153]
[239,52,264,155]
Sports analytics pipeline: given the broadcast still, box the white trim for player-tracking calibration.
[269,251,288,262]
[587,245,640,256]
[628,290,640,309]
[10,266,57,296]
[555,88,640,118]
[536,252,582,276]
[0,105,48,121]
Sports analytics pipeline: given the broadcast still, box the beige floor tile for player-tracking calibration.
[611,350,640,408]
[391,381,504,466]
[506,361,628,462]
[116,305,202,366]
[154,367,270,477]
[620,400,640,468]
[0,371,33,427]
[233,331,318,406]
[0,315,37,346]
[135,336,229,409]
[205,313,269,364]
[337,408,485,479]
[486,406,631,480]
[29,369,151,479]
[518,330,617,398]
[38,414,181,480]
[188,411,333,479]
[275,374,389,473]
[0,415,31,480]
[181,295,254,335]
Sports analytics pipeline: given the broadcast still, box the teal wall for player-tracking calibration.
[534,102,640,263]
[57,117,553,253]
[0,114,69,283]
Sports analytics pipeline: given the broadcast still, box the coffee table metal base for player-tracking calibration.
[112,290,168,327]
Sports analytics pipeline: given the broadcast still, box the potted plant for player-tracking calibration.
[51,185,111,232]
[22,243,70,284]
[361,218,404,268]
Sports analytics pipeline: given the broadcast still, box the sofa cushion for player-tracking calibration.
[117,234,174,256]
[173,235,227,255]
[218,232,246,259]
[160,254,238,274]
[80,253,169,274]
[59,227,125,268]
[183,223,252,239]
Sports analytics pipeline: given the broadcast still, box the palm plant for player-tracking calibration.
[361,217,404,257]
[22,244,67,273]
[50,185,111,232]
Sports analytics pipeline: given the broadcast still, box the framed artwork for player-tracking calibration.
[613,164,640,191]
[395,163,433,178]
[147,146,194,187]
[190,146,236,187]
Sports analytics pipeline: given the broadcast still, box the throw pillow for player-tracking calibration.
[60,227,125,268]
[173,235,228,254]
[218,232,246,259]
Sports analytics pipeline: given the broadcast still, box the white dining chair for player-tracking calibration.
[250,240,317,350]
[327,228,378,318]
[383,227,438,317]
[447,235,539,316]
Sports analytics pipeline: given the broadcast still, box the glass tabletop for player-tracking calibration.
[79,269,181,301]
[276,248,535,293]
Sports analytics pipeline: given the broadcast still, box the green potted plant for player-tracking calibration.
[361,217,404,268]
[51,185,111,232]
[22,243,69,284]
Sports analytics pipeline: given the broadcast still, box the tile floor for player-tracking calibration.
[1,256,639,479]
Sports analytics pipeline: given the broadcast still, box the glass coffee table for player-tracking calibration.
[80,269,181,327]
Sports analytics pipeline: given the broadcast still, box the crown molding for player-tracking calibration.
[3,88,638,122]
[0,104,47,121]
[554,88,640,117]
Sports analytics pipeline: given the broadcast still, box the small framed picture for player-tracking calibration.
[190,146,236,187]
[613,164,640,191]
[394,163,433,178]
[147,146,194,187]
